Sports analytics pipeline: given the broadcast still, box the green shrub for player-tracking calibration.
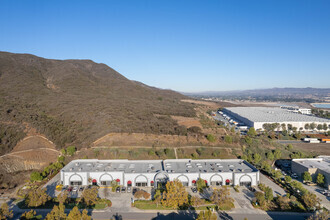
[206,134,216,142]
[66,146,76,156]
[30,171,43,182]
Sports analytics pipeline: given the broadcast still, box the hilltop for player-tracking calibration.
[0,52,195,155]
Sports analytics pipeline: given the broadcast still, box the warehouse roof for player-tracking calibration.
[224,107,330,123]
[292,157,330,174]
[62,159,258,174]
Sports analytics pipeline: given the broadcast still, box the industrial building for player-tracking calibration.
[60,159,259,187]
[222,107,330,131]
[292,157,330,190]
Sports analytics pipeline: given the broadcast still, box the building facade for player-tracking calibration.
[61,159,260,188]
[292,157,330,190]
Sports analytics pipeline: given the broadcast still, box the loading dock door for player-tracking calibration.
[239,175,252,186]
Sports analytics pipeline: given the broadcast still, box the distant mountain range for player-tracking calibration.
[183,88,330,102]
[0,52,195,154]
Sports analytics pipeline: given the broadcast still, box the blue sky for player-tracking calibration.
[1,0,330,92]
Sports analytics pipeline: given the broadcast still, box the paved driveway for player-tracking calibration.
[259,173,286,196]
[300,183,330,210]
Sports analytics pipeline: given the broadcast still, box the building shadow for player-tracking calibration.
[217,211,233,220]
[45,181,57,197]
[151,210,197,220]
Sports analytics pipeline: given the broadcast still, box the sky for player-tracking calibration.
[0,0,330,92]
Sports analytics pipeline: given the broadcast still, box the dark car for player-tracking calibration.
[79,186,84,191]
[121,187,126,193]
[191,187,197,193]
[116,187,120,193]
[67,186,73,192]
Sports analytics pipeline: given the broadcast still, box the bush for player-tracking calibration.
[66,146,76,156]
[224,135,232,144]
[30,171,43,182]
[206,134,216,142]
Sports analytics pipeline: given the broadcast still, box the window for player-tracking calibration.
[136,182,147,187]
[70,181,82,186]
[210,181,222,186]
[101,181,111,186]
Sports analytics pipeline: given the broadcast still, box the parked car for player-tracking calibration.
[248,186,256,192]
[67,186,73,192]
[72,186,78,192]
[127,187,131,193]
[79,186,84,191]
[116,187,120,193]
[121,187,126,193]
[132,187,139,194]
[320,189,329,195]
[62,186,68,191]
[191,187,197,193]
[291,173,298,178]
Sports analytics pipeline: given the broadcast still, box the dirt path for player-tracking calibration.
[0,148,59,159]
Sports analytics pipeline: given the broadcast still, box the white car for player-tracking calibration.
[72,186,78,192]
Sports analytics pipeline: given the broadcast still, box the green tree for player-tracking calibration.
[25,188,50,207]
[304,124,310,130]
[310,123,316,130]
[323,123,328,131]
[57,156,65,163]
[196,178,207,192]
[191,196,205,207]
[317,124,323,131]
[45,204,66,220]
[274,170,282,179]
[267,152,274,161]
[303,172,312,183]
[0,203,13,219]
[286,144,293,151]
[254,192,266,207]
[284,176,292,183]
[253,153,262,165]
[67,206,81,220]
[161,180,189,208]
[66,146,76,156]
[316,173,325,186]
[302,192,320,210]
[247,127,257,137]
[274,149,282,160]
[30,171,43,182]
[264,187,273,201]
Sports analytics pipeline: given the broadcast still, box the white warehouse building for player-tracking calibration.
[61,159,259,188]
[222,107,330,131]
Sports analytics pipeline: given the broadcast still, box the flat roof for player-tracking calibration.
[224,107,330,123]
[62,159,258,174]
[163,159,257,173]
[62,159,163,174]
[293,157,330,174]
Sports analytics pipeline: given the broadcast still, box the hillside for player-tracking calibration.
[0,52,195,155]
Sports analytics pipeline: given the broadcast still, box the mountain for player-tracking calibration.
[0,52,195,155]
[183,88,330,102]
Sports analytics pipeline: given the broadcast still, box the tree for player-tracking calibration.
[302,192,320,210]
[310,123,316,130]
[286,144,293,151]
[323,123,328,131]
[79,187,98,207]
[161,180,189,208]
[57,191,68,205]
[81,209,91,220]
[284,176,292,183]
[206,134,216,142]
[264,187,273,201]
[247,127,257,137]
[196,210,217,220]
[45,204,67,220]
[253,153,262,165]
[20,209,40,219]
[317,124,323,131]
[274,170,282,179]
[304,124,310,130]
[224,135,232,144]
[191,196,205,207]
[25,188,50,207]
[0,203,13,219]
[30,171,43,182]
[281,123,286,132]
[67,206,81,220]
[261,161,271,174]
[316,173,325,186]
[276,196,291,210]
[254,192,266,207]
[196,178,207,192]
[303,172,312,183]
[154,190,162,207]
[287,124,293,131]
[267,152,274,161]
[274,149,282,160]
[210,187,233,207]
[58,156,65,163]
[66,146,76,156]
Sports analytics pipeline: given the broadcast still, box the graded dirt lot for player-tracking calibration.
[292,143,330,156]
[170,115,202,128]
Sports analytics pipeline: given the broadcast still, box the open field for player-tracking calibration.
[291,143,330,156]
